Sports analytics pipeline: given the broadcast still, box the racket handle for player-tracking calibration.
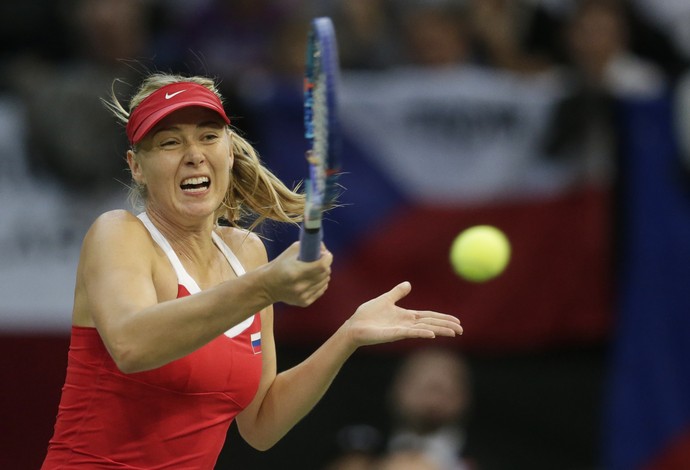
[299,225,323,261]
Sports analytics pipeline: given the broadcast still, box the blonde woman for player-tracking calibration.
[41,73,462,468]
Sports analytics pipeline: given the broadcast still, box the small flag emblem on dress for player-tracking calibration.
[251,332,262,354]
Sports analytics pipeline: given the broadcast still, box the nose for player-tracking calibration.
[183,142,205,166]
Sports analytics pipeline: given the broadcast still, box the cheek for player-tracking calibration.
[140,159,178,193]
[215,156,232,191]
[214,136,233,190]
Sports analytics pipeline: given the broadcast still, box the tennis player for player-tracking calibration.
[41,73,462,468]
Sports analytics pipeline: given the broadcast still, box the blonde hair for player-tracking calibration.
[105,73,305,231]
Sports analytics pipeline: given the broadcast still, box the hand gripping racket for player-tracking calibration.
[299,17,341,261]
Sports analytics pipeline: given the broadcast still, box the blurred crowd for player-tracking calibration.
[0,0,688,199]
[1,0,690,469]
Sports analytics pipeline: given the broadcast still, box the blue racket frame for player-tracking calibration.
[299,17,341,262]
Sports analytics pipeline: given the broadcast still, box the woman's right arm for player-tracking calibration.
[75,210,331,373]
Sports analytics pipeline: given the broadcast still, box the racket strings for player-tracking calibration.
[302,19,340,229]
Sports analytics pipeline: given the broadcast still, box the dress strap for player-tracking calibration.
[210,230,255,338]
[137,212,201,294]
[211,231,246,276]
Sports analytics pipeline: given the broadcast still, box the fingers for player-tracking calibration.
[408,310,463,337]
[290,268,331,307]
[385,281,412,303]
[294,249,332,306]
[414,310,461,325]
[267,242,332,306]
[399,324,461,340]
[308,277,330,304]
[416,320,463,338]
[319,243,331,259]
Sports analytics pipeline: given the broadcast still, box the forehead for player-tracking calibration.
[154,106,226,130]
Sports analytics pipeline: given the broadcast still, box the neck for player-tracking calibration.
[144,206,218,264]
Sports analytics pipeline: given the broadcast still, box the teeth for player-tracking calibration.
[182,186,206,193]
[181,176,209,186]
[180,176,210,193]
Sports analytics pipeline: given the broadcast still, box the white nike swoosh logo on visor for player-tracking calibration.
[165,90,187,99]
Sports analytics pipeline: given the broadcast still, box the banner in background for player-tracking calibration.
[268,66,613,353]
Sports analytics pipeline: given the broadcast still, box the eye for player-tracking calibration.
[160,139,180,148]
[202,132,220,143]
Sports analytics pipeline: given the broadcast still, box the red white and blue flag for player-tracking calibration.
[250,332,262,355]
[258,66,613,353]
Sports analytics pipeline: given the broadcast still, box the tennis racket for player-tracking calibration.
[299,17,341,262]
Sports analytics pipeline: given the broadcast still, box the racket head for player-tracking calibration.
[303,17,341,230]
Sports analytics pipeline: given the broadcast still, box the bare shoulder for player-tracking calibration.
[73,211,163,327]
[216,226,268,271]
[81,210,155,263]
[84,210,149,246]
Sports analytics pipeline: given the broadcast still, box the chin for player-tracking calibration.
[178,203,220,220]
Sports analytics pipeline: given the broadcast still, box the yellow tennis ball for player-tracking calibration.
[450,225,511,282]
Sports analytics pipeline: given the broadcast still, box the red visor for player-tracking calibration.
[126,82,231,145]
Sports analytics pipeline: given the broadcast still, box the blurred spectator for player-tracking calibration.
[156,0,304,84]
[328,0,400,70]
[466,0,558,74]
[7,0,153,195]
[385,347,474,470]
[563,0,665,98]
[397,1,473,67]
[544,0,666,186]
[0,0,70,77]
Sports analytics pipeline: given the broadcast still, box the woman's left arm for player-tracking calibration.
[235,281,462,450]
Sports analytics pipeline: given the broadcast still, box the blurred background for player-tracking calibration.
[1,0,689,468]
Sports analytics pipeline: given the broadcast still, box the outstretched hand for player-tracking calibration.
[343,282,462,348]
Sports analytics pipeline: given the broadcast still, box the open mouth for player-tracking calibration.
[180,176,210,193]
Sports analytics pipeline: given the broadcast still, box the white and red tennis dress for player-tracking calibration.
[42,213,262,469]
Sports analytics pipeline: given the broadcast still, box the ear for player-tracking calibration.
[127,150,145,185]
